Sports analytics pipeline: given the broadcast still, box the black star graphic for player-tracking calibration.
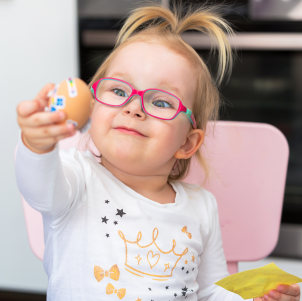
[113,221,118,225]
[101,216,109,224]
[181,267,185,270]
[105,200,110,204]
[148,288,152,291]
[174,293,177,297]
[105,233,110,238]
[116,208,126,218]
[181,286,188,297]
[165,286,169,290]
[186,270,189,274]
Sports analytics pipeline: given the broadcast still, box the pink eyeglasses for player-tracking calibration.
[91,77,197,128]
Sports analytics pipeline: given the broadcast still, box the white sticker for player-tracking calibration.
[66,78,77,98]
[49,95,66,112]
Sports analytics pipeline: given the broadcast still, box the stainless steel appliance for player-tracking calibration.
[78,0,302,258]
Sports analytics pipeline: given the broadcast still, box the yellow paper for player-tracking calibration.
[215,262,302,299]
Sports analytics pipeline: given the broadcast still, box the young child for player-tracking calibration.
[16,5,300,301]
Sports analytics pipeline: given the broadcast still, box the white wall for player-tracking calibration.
[0,0,78,292]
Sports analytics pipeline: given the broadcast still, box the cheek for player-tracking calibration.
[91,104,116,127]
[89,105,114,142]
[153,120,190,153]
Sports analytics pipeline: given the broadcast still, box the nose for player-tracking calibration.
[122,95,146,120]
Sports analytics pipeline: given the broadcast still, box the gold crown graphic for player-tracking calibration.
[118,228,188,281]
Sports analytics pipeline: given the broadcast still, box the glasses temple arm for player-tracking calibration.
[185,108,197,129]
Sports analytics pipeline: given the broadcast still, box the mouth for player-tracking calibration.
[114,126,146,137]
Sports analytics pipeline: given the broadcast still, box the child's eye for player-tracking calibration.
[152,100,172,108]
[113,88,128,97]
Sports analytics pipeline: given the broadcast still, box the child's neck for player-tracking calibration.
[101,159,176,204]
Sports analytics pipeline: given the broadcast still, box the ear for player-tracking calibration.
[174,129,204,159]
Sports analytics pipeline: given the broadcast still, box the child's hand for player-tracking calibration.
[254,284,300,301]
[17,83,76,154]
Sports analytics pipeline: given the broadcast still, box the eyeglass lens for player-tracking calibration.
[96,79,180,120]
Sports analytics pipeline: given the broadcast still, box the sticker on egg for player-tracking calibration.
[47,78,92,130]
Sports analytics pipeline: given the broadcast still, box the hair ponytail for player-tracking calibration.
[116,4,233,85]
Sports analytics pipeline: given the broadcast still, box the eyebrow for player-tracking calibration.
[108,72,132,83]
[157,80,183,100]
[108,73,183,100]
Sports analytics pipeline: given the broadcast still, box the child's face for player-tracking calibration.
[90,41,199,176]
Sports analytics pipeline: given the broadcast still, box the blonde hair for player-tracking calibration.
[89,4,233,181]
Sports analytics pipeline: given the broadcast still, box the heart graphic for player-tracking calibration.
[147,250,160,269]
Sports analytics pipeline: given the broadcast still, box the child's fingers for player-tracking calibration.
[264,284,300,301]
[21,123,76,153]
[17,99,41,118]
[35,83,56,108]
[262,295,277,301]
[28,132,76,147]
[19,110,66,128]
[22,122,75,140]
[276,284,300,296]
[17,84,56,118]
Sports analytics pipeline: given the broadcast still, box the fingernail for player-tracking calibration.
[66,120,78,130]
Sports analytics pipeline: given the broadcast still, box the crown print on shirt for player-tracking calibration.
[94,199,198,299]
[118,227,188,281]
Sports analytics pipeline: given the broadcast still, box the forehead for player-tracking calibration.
[106,41,197,103]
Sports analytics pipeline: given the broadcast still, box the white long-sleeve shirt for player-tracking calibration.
[15,139,250,301]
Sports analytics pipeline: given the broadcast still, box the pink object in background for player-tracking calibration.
[184,121,289,273]
[20,121,289,274]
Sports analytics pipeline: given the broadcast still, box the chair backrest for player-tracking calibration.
[21,121,289,274]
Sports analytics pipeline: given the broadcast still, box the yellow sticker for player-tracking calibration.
[215,262,302,299]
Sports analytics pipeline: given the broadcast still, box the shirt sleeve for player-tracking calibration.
[197,192,253,301]
[15,136,85,223]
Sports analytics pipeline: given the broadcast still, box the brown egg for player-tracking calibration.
[48,78,92,129]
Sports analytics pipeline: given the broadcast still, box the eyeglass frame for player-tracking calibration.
[90,77,197,129]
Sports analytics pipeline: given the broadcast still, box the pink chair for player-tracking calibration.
[20,121,289,274]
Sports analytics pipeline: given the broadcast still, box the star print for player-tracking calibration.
[181,267,185,270]
[148,288,152,291]
[113,221,118,225]
[174,293,177,297]
[186,270,189,274]
[105,233,110,238]
[165,286,169,289]
[105,200,110,204]
[101,216,109,223]
[116,208,126,217]
[182,286,188,297]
